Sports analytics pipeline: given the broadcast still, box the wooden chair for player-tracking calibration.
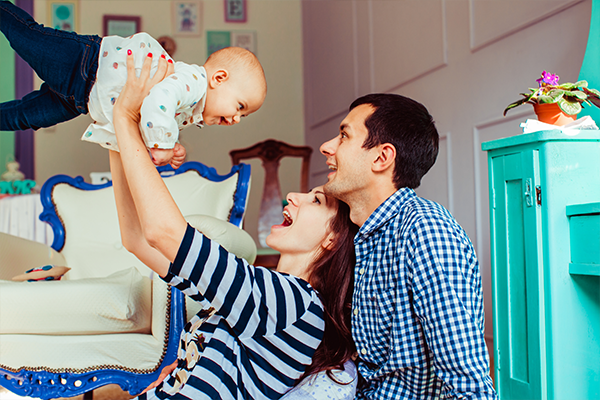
[230,139,312,268]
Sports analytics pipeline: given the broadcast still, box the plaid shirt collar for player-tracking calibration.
[355,187,415,245]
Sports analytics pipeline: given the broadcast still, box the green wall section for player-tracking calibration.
[0,0,15,178]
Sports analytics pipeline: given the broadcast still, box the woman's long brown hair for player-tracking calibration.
[300,200,359,383]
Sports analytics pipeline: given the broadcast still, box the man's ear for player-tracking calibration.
[321,232,336,251]
[208,69,229,88]
[372,143,396,173]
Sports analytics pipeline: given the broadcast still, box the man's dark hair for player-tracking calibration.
[350,93,439,189]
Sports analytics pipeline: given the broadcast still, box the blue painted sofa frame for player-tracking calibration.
[0,161,251,399]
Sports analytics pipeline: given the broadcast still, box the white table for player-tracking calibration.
[0,194,54,246]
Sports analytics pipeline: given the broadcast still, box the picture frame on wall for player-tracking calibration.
[225,0,246,23]
[207,30,256,57]
[173,1,202,36]
[103,15,141,37]
[48,0,78,32]
[231,31,256,53]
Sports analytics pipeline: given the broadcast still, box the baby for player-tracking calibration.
[0,1,266,168]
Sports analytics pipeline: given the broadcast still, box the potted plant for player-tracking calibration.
[504,71,600,125]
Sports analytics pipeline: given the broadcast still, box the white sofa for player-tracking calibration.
[0,161,255,399]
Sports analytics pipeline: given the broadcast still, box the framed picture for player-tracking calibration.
[173,1,202,36]
[103,15,141,37]
[207,31,256,57]
[231,31,256,53]
[48,0,78,32]
[207,31,231,57]
[225,0,246,23]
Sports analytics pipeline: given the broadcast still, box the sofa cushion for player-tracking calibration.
[0,267,151,335]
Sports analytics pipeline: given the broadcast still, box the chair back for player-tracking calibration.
[230,139,312,249]
[39,161,251,280]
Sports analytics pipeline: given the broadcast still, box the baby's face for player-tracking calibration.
[203,72,265,126]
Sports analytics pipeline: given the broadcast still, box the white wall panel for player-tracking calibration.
[469,0,583,50]
[417,132,452,212]
[371,0,448,92]
[303,1,357,126]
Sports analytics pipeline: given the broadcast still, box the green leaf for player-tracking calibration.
[573,80,588,88]
[563,90,587,100]
[537,95,556,104]
[503,98,529,116]
[547,89,565,100]
[557,99,581,115]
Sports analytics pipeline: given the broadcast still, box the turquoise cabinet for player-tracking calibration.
[483,130,600,400]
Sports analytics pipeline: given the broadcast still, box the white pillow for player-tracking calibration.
[0,267,151,335]
[185,214,257,264]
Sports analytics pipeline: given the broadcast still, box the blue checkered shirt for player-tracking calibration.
[352,188,497,399]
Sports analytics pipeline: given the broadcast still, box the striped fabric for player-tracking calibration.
[140,224,325,400]
[352,188,497,399]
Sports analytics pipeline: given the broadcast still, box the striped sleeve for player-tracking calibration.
[163,224,325,340]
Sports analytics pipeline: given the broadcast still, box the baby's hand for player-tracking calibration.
[170,143,187,169]
[149,148,174,167]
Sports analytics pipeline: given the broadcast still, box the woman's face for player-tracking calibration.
[266,186,339,256]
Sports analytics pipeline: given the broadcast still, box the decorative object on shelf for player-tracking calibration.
[157,35,177,57]
[207,30,256,57]
[173,1,202,36]
[225,0,246,23]
[504,71,600,125]
[48,0,78,32]
[0,159,36,195]
[103,15,141,37]
[1,159,25,182]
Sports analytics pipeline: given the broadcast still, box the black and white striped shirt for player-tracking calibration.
[147,224,325,400]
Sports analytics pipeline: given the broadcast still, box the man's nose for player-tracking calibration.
[320,137,336,156]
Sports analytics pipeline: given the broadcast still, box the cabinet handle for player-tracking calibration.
[524,178,533,207]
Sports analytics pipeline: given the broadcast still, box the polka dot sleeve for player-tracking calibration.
[140,63,207,149]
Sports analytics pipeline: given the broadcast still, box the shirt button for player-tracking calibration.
[353,308,359,316]
[359,268,365,274]
[361,348,367,355]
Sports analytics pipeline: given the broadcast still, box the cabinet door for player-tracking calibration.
[489,150,544,400]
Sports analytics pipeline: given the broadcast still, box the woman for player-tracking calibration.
[110,53,358,399]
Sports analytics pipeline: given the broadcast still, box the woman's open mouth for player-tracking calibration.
[282,209,293,226]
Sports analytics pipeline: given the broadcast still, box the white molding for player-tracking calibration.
[444,131,454,214]
[469,0,583,52]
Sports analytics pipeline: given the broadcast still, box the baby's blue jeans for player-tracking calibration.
[0,0,101,131]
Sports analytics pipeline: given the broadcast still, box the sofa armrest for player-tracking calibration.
[0,232,66,280]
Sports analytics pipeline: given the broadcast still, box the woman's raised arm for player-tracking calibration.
[111,52,187,274]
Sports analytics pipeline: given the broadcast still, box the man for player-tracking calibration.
[320,93,497,399]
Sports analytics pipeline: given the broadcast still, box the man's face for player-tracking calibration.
[319,104,376,200]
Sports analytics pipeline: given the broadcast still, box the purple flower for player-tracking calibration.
[536,71,559,86]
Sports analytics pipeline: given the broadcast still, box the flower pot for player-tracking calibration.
[533,103,577,126]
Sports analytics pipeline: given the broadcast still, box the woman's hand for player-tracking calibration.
[113,52,174,125]
[140,360,178,394]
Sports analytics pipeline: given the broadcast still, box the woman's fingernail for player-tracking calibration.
[147,52,153,57]
[127,49,132,55]
[161,54,166,59]
[168,59,173,64]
